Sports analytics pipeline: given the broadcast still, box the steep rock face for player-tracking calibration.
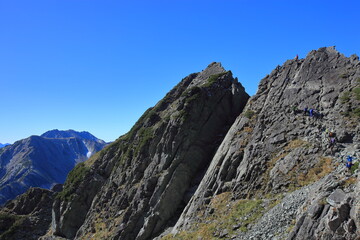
[0,187,55,240]
[172,47,360,239]
[0,130,106,205]
[52,62,249,239]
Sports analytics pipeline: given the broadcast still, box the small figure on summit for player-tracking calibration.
[294,54,299,61]
[329,136,336,147]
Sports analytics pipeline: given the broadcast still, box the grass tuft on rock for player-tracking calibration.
[56,162,90,201]
[202,72,228,88]
[244,110,256,119]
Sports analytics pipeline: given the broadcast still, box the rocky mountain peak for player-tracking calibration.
[188,62,227,88]
[41,129,105,144]
[50,63,249,240]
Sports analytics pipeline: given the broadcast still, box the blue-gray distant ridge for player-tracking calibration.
[0,130,107,205]
[0,143,10,149]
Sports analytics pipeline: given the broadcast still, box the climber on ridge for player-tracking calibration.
[329,136,336,148]
[309,108,314,117]
[346,155,353,170]
[328,131,336,145]
[329,131,335,138]
[304,107,308,116]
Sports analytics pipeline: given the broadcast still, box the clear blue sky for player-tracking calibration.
[1,0,359,144]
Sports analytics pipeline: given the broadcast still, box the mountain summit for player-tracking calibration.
[51,62,249,239]
[41,129,106,144]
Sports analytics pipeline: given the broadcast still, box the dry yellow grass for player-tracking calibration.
[297,157,333,186]
[284,139,307,151]
[161,192,266,240]
[343,177,357,187]
[243,127,254,133]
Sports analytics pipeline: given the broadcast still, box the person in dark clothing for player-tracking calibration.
[309,108,314,117]
[304,107,308,116]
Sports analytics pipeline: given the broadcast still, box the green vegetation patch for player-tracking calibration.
[115,126,155,167]
[56,162,90,201]
[182,87,201,104]
[351,162,359,174]
[353,87,360,101]
[244,110,256,119]
[134,127,154,155]
[121,107,154,141]
[352,108,360,118]
[340,91,351,103]
[203,72,228,88]
[230,199,264,232]
[339,88,360,118]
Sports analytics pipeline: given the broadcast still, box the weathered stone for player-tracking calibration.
[345,219,356,233]
[328,208,342,232]
[308,203,324,219]
[0,188,54,240]
[219,229,229,238]
[327,189,347,206]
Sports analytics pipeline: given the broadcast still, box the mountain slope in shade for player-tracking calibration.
[0,130,106,205]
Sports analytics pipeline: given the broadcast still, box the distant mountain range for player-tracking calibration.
[0,130,107,205]
[0,143,10,149]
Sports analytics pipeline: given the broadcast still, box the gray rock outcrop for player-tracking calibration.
[0,187,54,240]
[172,47,360,239]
